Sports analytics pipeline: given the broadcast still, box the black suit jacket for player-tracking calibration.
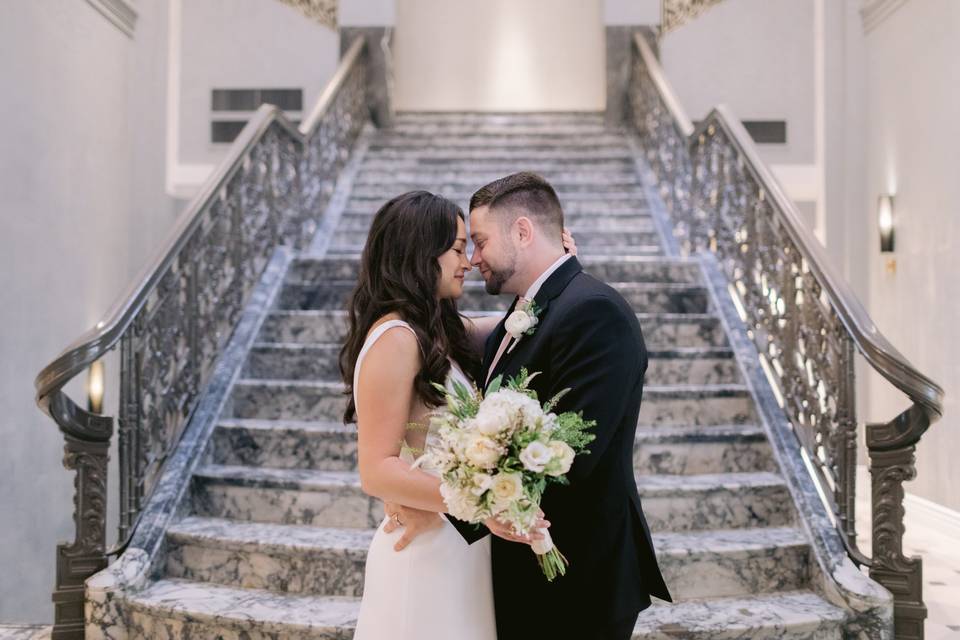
[451,257,671,637]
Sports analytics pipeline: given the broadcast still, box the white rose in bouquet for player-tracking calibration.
[490,472,524,504]
[470,472,494,496]
[439,482,477,521]
[464,434,501,469]
[472,404,511,437]
[546,441,576,476]
[519,441,554,473]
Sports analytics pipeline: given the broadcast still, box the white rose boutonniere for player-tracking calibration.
[505,299,541,353]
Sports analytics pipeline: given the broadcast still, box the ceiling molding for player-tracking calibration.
[84,0,138,38]
[859,0,909,34]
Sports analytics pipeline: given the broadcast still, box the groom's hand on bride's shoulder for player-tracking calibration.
[383,503,444,551]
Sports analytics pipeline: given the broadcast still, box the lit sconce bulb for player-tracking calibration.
[88,360,105,414]
[878,194,895,253]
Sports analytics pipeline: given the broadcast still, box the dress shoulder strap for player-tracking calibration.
[353,320,419,413]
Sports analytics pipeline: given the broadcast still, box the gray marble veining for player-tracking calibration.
[208,419,358,471]
[161,516,809,602]
[0,626,52,640]
[191,466,381,529]
[634,424,775,475]
[637,472,794,531]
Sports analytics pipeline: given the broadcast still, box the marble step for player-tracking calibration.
[335,211,657,232]
[362,148,635,163]
[368,133,629,149]
[165,518,372,597]
[284,255,699,285]
[329,227,662,250]
[633,424,774,474]
[123,578,846,640]
[343,195,648,214]
[275,280,709,314]
[347,183,646,200]
[243,342,738,385]
[191,466,382,529]
[354,169,640,187]
[257,310,728,348]
[357,158,635,173]
[393,111,606,126]
[348,190,648,208]
[637,384,756,427]
[387,123,613,137]
[353,162,639,181]
[638,472,794,531]
[209,419,358,471]
[226,380,753,426]
[123,579,356,639]
[191,466,792,531]
[208,419,770,475]
[165,517,809,600]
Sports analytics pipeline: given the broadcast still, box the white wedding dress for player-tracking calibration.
[352,320,496,640]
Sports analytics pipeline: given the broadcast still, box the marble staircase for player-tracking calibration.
[105,113,856,638]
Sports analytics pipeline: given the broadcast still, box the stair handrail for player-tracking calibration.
[34,36,370,639]
[628,31,943,639]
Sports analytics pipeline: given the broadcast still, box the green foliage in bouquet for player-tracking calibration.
[425,368,597,581]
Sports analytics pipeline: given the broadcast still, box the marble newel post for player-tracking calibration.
[339,0,396,128]
[603,0,661,126]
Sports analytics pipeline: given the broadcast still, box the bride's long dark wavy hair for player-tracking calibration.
[339,190,481,424]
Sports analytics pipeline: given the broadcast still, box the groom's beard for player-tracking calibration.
[483,246,517,295]
[484,266,515,295]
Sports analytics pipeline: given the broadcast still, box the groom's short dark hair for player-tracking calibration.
[470,172,564,234]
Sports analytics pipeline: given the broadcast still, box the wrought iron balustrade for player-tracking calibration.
[661,0,726,34]
[34,36,373,639]
[627,31,944,640]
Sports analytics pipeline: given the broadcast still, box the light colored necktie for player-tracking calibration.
[486,297,527,386]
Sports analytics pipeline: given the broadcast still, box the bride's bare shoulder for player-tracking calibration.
[366,312,405,337]
[362,314,419,366]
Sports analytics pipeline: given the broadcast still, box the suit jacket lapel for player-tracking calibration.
[484,257,583,387]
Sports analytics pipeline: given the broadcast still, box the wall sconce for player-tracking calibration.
[87,360,104,414]
[878,194,895,252]
[877,194,896,274]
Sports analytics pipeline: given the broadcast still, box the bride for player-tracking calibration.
[339,190,575,639]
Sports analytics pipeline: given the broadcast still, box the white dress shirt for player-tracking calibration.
[523,253,573,301]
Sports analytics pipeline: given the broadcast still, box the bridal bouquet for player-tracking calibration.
[416,369,595,581]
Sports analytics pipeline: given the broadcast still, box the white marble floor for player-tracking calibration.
[855,467,960,638]
[0,626,50,640]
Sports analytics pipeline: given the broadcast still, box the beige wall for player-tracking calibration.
[174,0,339,191]
[0,0,176,623]
[659,0,817,166]
[860,0,960,510]
[393,0,606,112]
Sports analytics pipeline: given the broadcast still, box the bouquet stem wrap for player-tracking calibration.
[530,528,568,582]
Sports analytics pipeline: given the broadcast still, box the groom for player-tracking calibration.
[391,172,671,639]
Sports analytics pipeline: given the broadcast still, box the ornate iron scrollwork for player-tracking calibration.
[661,0,726,35]
[275,0,337,31]
[626,31,944,638]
